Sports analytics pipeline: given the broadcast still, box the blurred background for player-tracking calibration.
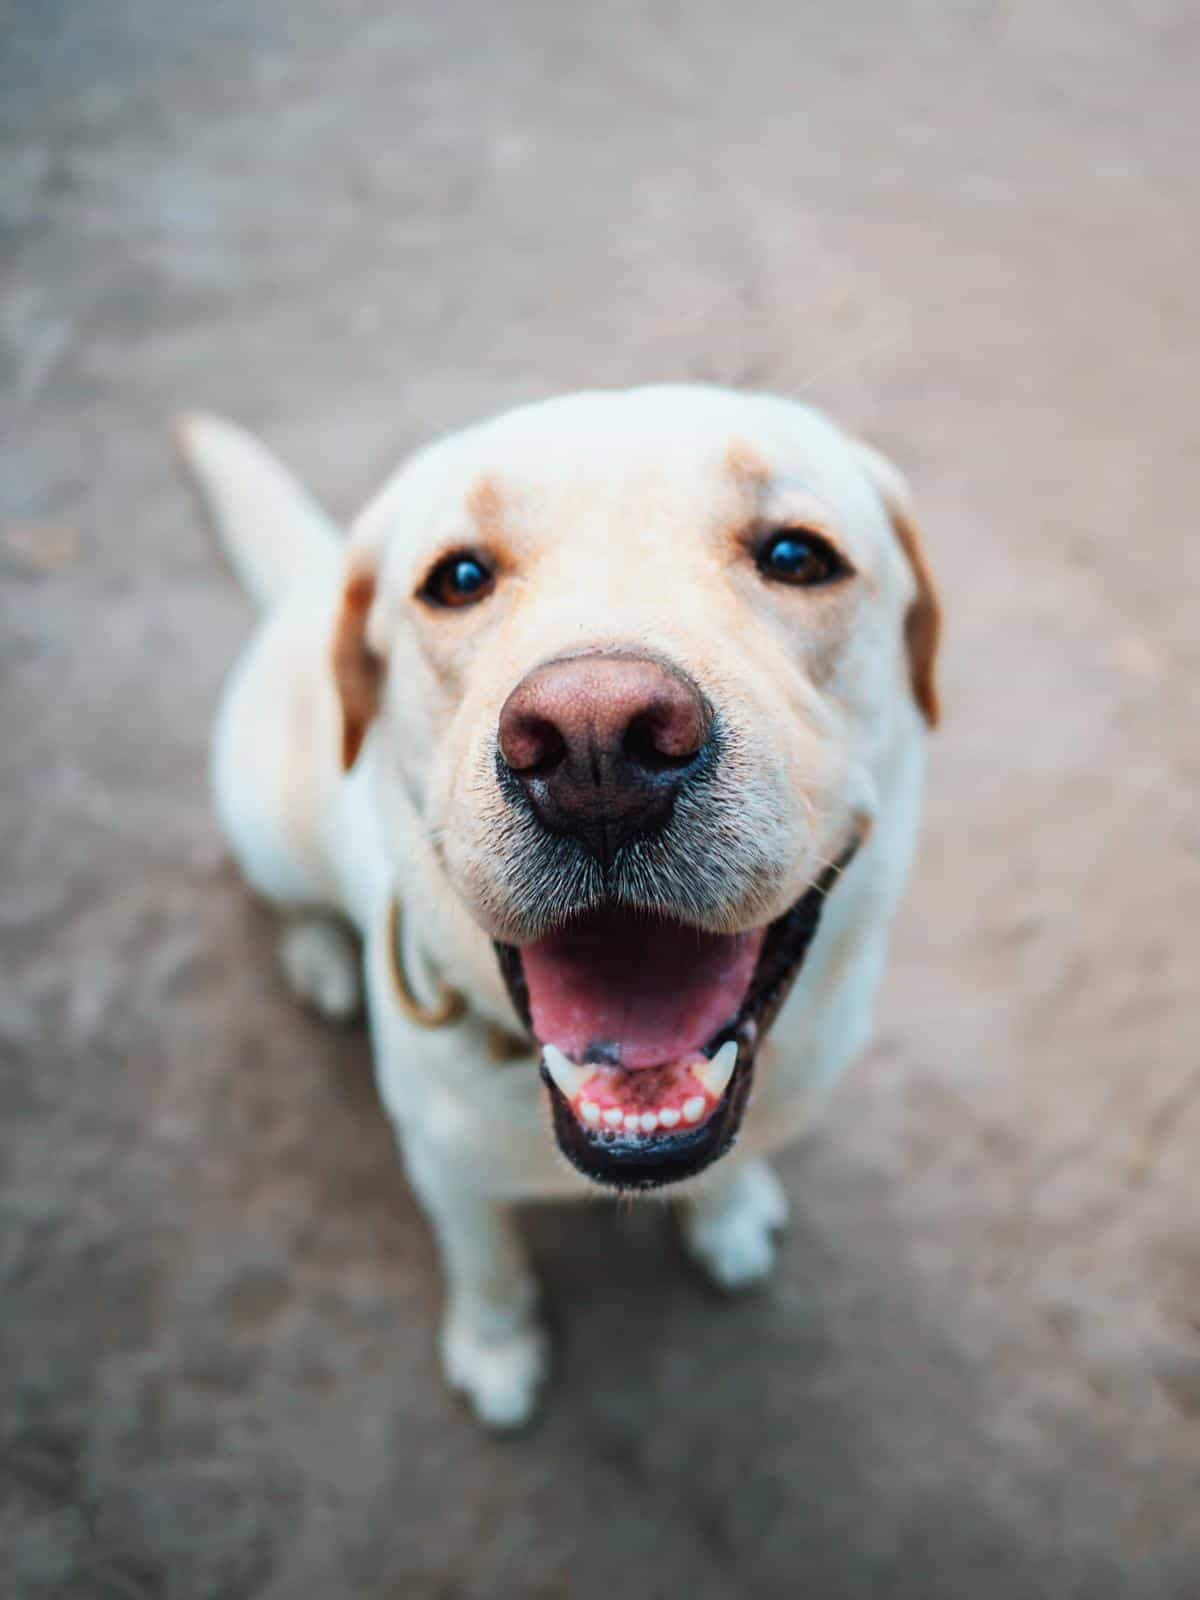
[2,1,1198,1595]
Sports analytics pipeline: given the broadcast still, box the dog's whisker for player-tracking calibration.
[780,316,910,403]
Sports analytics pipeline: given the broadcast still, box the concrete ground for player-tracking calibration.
[2,1,1199,1594]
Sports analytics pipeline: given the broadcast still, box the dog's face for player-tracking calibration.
[336,387,939,1188]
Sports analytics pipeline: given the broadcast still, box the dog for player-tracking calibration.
[178,384,940,1428]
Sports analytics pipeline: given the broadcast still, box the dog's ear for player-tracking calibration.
[332,563,384,770]
[854,441,942,728]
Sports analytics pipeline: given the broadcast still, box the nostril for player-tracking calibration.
[500,712,567,776]
[623,701,708,773]
[499,653,711,800]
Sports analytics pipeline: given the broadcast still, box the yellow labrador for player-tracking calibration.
[180,385,940,1427]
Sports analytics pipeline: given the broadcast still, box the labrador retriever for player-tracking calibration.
[179,385,940,1427]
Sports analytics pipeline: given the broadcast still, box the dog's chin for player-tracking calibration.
[494,836,863,1191]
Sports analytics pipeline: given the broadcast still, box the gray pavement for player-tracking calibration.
[2,1,1199,1594]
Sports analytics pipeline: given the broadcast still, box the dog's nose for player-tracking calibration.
[497,652,713,867]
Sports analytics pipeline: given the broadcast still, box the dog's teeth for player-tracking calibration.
[658,1107,681,1128]
[683,1096,706,1123]
[623,1113,640,1133]
[542,1044,592,1100]
[693,1040,738,1100]
[581,1100,601,1125]
[603,1108,624,1128]
[639,1112,658,1133]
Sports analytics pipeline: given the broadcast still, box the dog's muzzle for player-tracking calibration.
[496,649,716,870]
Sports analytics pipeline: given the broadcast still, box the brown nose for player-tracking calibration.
[497,651,714,868]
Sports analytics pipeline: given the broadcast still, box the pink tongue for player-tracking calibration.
[521,910,763,1069]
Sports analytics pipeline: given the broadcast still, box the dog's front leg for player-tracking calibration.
[404,1142,548,1430]
[681,1158,789,1292]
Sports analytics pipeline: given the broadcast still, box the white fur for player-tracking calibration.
[176,412,339,608]
[185,387,931,1428]
[279,916,362,1022]
[682,1159,790,1291]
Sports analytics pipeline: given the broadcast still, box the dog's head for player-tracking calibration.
[335,386,939,1188]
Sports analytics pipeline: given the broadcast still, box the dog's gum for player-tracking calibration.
[560,1055,723,1132]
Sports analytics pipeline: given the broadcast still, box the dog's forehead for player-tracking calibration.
[358,386,887,567]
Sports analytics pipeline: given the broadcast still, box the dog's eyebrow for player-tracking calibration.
[466,473,508,540]
[728,442,842,541]
[725,438,772,504]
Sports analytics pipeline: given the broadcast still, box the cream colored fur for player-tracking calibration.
[181,385,933,1428]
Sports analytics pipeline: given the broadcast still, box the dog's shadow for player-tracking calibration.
[505,1189,1008,1592]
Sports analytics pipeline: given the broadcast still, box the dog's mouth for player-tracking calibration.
[495,835,862,1190]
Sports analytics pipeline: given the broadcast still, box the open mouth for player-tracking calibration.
[496,835,862,1190]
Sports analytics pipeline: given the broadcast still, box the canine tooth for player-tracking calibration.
[639,1112,658,1133]
[604,1108,624,1128]
[542,1044,591,1100]
[658,1107,681,1128]
[623,1113,640,1133]
[693,1041,737,1100]
[682,1096,706,1123]
[581,1100,601,1125]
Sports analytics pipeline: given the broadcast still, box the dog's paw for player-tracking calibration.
[683,1161,789,1293]
[279,917,362,1022]
[686,1210,778,1291]
[738,1159,790,1232]
[441,1312,549,1431]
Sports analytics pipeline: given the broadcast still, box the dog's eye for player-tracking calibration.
[756,529,851,588]
[419,550,496,609]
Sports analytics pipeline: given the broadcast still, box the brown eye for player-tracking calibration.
[420,550,496,609]
[757,529,851,588]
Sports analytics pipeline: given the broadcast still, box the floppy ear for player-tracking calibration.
[855,442,942,728]
[332,564,384,770]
